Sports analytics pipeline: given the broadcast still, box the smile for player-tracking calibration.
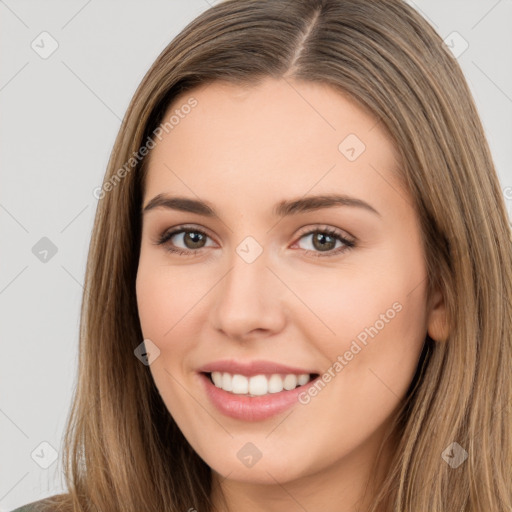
[208,371,314,396]
[197,366,320,421]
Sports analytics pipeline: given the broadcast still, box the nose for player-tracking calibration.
[209,244,286,341]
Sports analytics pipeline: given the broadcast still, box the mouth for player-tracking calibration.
[198,369,321,421]
[196,359,322,421]
[203,371,320,397]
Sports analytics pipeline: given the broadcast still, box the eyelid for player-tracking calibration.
[291,225,356,258]
[153,224,217,247]
[154,223,356,257]
[294,224,355,242]
[155,223,355,243]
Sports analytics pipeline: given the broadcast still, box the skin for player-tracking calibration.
[136,77,448,512]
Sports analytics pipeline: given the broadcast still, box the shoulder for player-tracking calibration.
[10,495,65,512]
[10,499,45,512]
[10,502,40,512]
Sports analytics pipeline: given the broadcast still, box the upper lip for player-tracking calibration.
[198,359,318,377]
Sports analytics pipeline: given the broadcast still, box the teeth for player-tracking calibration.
[232,374,249,394]
[221,372,232,391]
[268,374,284,393]
[248,374,267,396]
[297,374,310,386]
[210,371,312,396]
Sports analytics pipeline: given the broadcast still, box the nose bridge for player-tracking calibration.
[211,235,285,338]
[221,237,272,310]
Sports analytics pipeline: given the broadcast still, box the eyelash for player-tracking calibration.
[154,224,356,258]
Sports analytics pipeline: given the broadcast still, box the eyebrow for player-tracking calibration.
[142,193,381,218]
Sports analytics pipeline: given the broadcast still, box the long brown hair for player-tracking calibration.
[38,0,512,510]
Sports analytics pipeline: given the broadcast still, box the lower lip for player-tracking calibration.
[198,372,318,421]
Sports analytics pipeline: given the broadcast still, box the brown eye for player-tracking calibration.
[294,227,355,258]
[311,232,337,251]
[156,227,214,256]
[177,231,207,249]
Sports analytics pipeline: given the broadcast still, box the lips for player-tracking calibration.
[197,359,318,376]
[196,359,320,421]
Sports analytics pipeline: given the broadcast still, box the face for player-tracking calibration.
[136,78,444,496]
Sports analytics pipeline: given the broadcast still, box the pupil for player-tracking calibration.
[313,232,335,251]
[185,232,205,248]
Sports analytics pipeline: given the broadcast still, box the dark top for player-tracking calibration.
[10,498,49,512]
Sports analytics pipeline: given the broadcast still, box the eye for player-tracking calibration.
[154,225,215,257]
[293,226,355,258]
[154,224,356,258]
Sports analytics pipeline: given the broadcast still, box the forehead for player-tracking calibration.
[143,78,406,216]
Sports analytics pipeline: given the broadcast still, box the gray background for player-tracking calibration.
[1,0,511,510]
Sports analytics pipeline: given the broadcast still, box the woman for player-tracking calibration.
[13,0,512,510]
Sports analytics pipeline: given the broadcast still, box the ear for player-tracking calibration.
[426,286,450,342]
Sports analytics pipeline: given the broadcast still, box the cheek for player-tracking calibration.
[285,250,428,395]
[135,258,206,340]
[289,274,427,443]
[135,259,216,397]
[136,268,171,340]
[283,262,424,347]
[135,263,201,426]
[135,263,189,392]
